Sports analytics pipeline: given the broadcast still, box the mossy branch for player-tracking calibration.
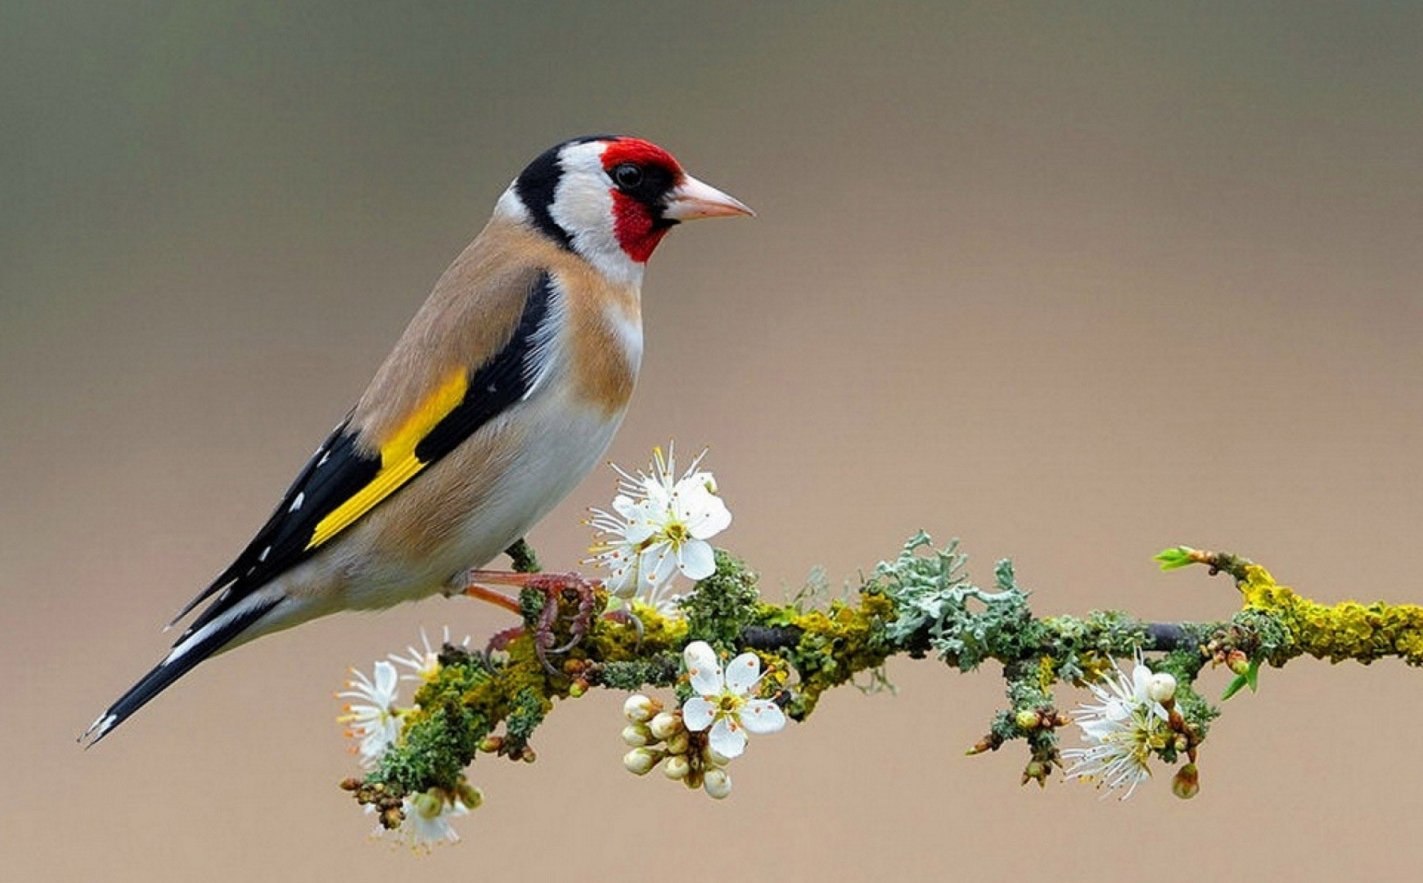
[344,536,1423,820]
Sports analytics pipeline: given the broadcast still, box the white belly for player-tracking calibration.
[340,390,622,609]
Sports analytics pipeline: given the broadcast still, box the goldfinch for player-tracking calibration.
[83,135,752,744]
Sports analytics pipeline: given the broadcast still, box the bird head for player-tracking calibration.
[498,135,753,284]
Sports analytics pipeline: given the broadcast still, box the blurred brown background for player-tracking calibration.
[3,2,1421,880]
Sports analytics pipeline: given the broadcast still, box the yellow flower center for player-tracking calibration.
[716,692,744,716]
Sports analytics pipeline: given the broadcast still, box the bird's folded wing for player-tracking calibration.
[171,270,559,641]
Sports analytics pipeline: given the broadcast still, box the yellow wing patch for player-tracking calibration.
[306,370,469,550]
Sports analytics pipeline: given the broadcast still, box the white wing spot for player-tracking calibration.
[258,546,271,562]
[289,492,305,512]
[317,451,331,468]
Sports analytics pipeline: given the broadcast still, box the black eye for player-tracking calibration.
[612,163,643,189]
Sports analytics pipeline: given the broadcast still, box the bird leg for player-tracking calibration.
[459,580,524,615]
[458,570,601,675]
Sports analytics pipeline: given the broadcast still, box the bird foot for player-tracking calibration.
[601,605,644,648]
[461,570,601,676]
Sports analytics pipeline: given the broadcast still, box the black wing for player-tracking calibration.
[171,271,557,641]
[167,415,378,635]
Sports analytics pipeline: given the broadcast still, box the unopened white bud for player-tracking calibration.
[664,730,690,756]
[623,747,661,776]
[623,694,661,723]
[663,755,690,780]
[649,711,682,741]
[621,723,653,747]
[702,744,732,768]
[1148,672,1177,703]
[702,767,732,799]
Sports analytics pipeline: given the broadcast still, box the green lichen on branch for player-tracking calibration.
[348,536,1423,821]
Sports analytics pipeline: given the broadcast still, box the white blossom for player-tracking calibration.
[370,789,473,852]
[1061,655,1172,799]
[587,446,731,604]
[680,641,785,759]
[338,660,404,768]
[388,626,471,684]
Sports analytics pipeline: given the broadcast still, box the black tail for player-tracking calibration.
[81,597,278,746]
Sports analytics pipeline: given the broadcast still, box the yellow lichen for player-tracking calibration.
[1036,655,1056,691]
[1238,564,1423,666]
[586,601,688,662]
[784,592,896,717]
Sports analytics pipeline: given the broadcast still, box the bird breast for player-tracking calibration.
[326,269,643,610]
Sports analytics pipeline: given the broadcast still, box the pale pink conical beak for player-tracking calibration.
[662,174,755,221]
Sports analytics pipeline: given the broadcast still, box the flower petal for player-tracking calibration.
[631,537,668,591]
[625,506,663,545]
[1130,663,1154,702]
[611,494,640,519]
[723,652,762,695]
[682,696,715,732]
[601,551,639,597]
[675,539,717,581]
[640,542,678,594]
[740,699,786,734]
[684,641,723,696]
[372,660,399,700]
[684,490,732,539]
[709,716,746,759]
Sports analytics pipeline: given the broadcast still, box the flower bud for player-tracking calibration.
[621,723,653,747]
[623,694,661,723]
[664,730,690,756]
[623,747,662,776]
[703,767,732,799]
[702,744,732,767]
[965,734,1000,755]
[1226,649,1250,675]
[1015,709,1040,731]
[1172,763,1200,799]
[663,755,691,780]
[456,782,484,809]
[1147,672,1177,703]
[411,790,444,820]
[649,711,682,741]
[1021,760,1048,787]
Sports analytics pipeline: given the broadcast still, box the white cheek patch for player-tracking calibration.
[549,141,644,287]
